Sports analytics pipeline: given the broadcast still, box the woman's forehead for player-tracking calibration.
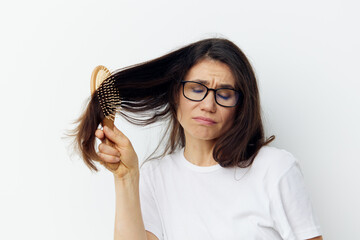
[185,59,236,86]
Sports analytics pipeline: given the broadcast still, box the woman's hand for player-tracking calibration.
[95,125,139,179]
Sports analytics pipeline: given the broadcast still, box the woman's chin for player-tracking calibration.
[191,133,220,142]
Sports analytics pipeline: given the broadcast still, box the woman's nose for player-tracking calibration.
[200,90,217,112]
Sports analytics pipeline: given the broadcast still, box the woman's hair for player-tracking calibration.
[68,37,274,172]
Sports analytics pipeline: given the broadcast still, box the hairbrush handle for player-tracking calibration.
[91,65,121,171]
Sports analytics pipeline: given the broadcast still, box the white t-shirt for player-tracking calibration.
[139,146,322,240]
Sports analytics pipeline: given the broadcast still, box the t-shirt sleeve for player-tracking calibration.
[139,164,164,240]
[269,160,322,240]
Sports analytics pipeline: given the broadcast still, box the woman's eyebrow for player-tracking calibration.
[195,79,235,89]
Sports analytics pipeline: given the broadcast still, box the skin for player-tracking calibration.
[177,58,237,166]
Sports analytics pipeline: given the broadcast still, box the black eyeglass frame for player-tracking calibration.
[180,80,241,108]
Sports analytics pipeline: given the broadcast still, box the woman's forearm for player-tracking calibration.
[113,171,147,240]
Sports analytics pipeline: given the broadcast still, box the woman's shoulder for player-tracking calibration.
[252,145,300,178]
[139,149,180,174]
[256,145,297,162]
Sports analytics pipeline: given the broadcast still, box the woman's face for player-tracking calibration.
[176,58,237,143]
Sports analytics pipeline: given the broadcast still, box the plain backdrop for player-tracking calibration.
[0,0,359,239]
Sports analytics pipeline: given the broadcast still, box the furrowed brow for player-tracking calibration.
[195,79,235,89]
[196,80,209,85]
[219,83,235,89]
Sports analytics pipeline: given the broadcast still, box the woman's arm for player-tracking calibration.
[146,231,159,240]
[307,236,323,240]
[95,126,148,240]
[113,172,147,240]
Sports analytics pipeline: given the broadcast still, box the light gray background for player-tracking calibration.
[0,0,359,239]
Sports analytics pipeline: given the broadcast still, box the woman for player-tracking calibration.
[74,38,323,239]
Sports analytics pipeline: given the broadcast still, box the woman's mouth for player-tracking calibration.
[193,117,217,126]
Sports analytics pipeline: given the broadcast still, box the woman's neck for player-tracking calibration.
[183,137,218,167]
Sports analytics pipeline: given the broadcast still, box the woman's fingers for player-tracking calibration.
[98,142,120,158]
[103,125,131,147]
[95,129,105,142]
[95,128,121,161]
[97,152,121,163]
[94,125,139,178]
[95,129,120,163]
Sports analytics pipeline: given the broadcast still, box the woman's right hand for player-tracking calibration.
[95,125,139,180]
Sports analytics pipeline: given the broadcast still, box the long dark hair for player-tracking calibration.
[68,37,274,171]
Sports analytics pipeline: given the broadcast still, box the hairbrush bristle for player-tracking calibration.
[97,76,121,121]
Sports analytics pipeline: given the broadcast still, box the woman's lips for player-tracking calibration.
[193,117,217,126]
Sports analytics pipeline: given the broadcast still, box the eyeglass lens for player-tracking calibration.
[183,81,239,107]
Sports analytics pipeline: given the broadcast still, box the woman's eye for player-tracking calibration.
[218,94,230,100]
[192,88,204,93]
[217,91,232,100]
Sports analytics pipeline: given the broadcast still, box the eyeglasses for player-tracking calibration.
[180,81,241,107]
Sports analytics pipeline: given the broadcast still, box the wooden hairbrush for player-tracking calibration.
[90,65,121,171]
